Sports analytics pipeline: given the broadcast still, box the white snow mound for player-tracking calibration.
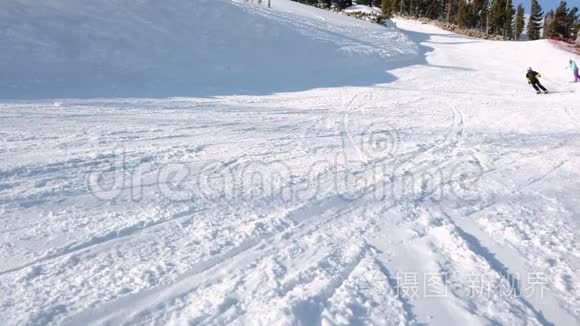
[344,4,382,15]
[0,0,417,99]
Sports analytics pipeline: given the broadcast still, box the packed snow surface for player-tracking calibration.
[1,0,580,325]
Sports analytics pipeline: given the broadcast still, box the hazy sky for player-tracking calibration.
[516,0,580,12]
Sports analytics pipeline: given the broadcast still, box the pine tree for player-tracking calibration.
[514,4,525,40]
[423,0,443,19]
[527,0,544,40]
[320,0,332,9]
[543,10,555,38]
[551,1,570,38]
[400,0,410,15]
[389,0,401,14]
[503,0,515,39]
[409,0,418,16]
[456,0,470,27]
[382,0,394,17]
[478,0,491,33]
[360,0,373,6]
[447,0,459,23]
[293,0,570,42]
[489,0,506,35]
[465,0,478,28]
[335,0,353,10]
[566,6,579,39]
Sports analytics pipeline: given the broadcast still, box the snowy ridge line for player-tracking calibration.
[244,3,402,57]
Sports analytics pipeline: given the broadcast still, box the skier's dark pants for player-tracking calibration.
[531,80,546,92]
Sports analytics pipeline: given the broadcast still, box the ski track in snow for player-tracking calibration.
[1,1,580,325]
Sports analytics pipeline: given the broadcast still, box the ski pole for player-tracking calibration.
[542,75,571,92]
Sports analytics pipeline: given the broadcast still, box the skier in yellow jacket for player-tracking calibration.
[526,68,548,94]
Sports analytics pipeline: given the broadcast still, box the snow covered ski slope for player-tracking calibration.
[0,0,415,99]
[1,0,580,325]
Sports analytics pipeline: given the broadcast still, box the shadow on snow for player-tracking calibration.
[0,1,470,100]
[0,1,405,100]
